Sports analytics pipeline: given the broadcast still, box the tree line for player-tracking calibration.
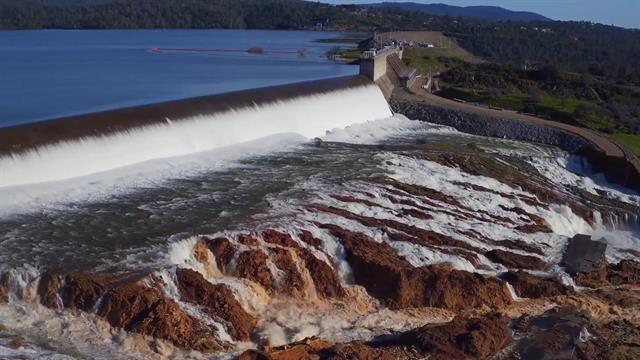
[3,1,638,83]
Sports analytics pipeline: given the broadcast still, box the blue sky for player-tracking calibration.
[320,0,640,29]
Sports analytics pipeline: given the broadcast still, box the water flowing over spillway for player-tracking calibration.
[0,85,391,189]
[1,88,640,359]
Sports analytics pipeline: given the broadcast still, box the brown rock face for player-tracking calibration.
[60,273,111,311]
[37,273,63,309]
[500,271,572,298]
[202,230,343,300]
[400,313,512,359]
[262,229,299,248]
[175,268,256,341]
[299,230,322,248]
[296,247,344,299]
[320,342,412,360]
[235,249,275,290]
[314,204,481,253]
[509,306,640,360]
[240,338,336,360]
[581,319,640,359]
[322,224,512,310]
[485,249,548,271]
[0,273,9,303]
[385,179,462,207]
[576,259,640,288]
[38,272,110,311]
[97,277,221,351]
[203,237,237,272]
[271,247,308,297]
[243,313,512,360]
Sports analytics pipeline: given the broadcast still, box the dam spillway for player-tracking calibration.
[1,69,640,359]
[0,76,391,189]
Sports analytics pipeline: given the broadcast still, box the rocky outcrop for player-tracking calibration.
[575,260,640,288]
[314,204,482,253]
[561,234,640,287]
[97,277,222,351]
[581,319,640,359]
[421,151,594,222]
[562,234,608,276]
[239,338,335,360]
[238,313,511,360]
[203,237,237,273]
[485,249,548,271]
[175,268,256,341]
[398,313,511,359]
[322,224,512,310]
[235,249,275,290]
[201,231,343,300]
[0,273,10,303]
[296,247,345,299]
[511,307,592,359]
[511,306,640,359]
[38,272,111,311]
[35,270,230,351]
[500,271,572,298]
[298,230,322,248]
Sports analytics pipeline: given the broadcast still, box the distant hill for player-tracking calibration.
[365,2,551,22]
[0,0,112,4]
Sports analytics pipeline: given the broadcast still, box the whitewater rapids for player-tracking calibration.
[1,85,639,359]
[0,84,391,189]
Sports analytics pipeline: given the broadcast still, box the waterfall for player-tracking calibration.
[0,84,391,188]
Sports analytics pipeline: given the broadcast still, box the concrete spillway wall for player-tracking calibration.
[359,48,404,82]
[391,100,640,192]
[0,75,395,189]
[0,75,372,156]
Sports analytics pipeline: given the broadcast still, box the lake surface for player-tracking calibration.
[0,29,358,127]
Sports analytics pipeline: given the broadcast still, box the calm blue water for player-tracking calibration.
[0,30,358,127]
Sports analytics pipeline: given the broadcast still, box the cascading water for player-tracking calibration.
[0,84,390,188]
[1,86,639,359]
[0,84,391,215]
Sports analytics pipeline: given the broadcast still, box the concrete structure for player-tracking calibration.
[359,47,403,82]
[0,76,372,155]
[360,47,418,99]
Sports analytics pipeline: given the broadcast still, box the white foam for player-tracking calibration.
[528,154,640,206]
[320,113,455,144]
[0,85,391,216]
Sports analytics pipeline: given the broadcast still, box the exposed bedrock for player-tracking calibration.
[320,224,512,310]
[562,234,608,276]
[96,278,223,351]
[561,234,640,288]
[391,100,640,192]
[511,306,640,360]
[0,273,9,303]
[485,250,548,271]
[500,271,572,299]
[175,268,257,341]
[238,312,512,360]
[34,271,238,351]
[575,259,640,288]
[421,152,594,223]
[200,231,344,299]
